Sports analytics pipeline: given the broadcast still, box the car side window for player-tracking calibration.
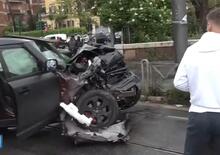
[0,62,3,72]
[50,37,56,40]
[0,62,4,78]
[2,47,39,78]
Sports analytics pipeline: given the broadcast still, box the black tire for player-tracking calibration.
[76,89,119,129]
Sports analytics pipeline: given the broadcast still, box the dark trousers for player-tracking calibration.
[184,112,220,155]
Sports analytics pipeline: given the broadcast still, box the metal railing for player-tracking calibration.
[141,59,178,95]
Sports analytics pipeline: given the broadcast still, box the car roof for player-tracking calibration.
[44,34,66,37]
[44,34,67,40]
[4,35,57,43]
[0,37,31,46]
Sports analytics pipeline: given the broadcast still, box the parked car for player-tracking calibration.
[44,34,68,49]
[44,34,68,41]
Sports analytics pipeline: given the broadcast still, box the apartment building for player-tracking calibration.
[44,0,80,29]
[0,0,45,33]
[0,0,8,34]
[31,0,45,15]
[44,0,100,30]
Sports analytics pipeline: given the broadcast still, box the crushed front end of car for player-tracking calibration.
[55,45,140,143]
[57,72,131,143]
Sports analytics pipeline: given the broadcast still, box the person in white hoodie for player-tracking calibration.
[174,8,220,155]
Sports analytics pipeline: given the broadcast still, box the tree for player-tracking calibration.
[26,0,35,30]
[54,14,68,28]
[190,0,220,32]
[6,0,16,32]
[97,0,171,42]
[190,0,209,32]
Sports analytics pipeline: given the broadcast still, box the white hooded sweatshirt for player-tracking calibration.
[174,32,220,113]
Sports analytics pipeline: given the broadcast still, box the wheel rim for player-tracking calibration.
[79,95,113,128]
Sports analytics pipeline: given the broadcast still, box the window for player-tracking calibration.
[49,7,52,14]
[50,37,56,40]
[0,62,4,78]
[67,21,70,27]
[29,41,67,68]
[2,47,39,78]
[58,6,61,12]
[0,62,3,72]
[53,6,57,13]
[71,20,74,27]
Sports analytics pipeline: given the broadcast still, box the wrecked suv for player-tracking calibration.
[0,37,140,139]
[0,38,61,138]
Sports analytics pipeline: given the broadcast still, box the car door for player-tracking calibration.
[0,45,60,139]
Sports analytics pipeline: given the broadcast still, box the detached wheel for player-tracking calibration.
[76,90,119,129]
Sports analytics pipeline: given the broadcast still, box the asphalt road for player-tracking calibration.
[0,102,188,155]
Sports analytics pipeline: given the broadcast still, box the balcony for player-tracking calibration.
[32,0,45,3]
[10,9,25,14]
[8,0,25,3]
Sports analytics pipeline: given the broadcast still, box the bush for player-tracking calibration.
[5,27,87,37]
[148,87,164,96]
[166,89,190,106]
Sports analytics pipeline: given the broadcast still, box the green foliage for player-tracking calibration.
[6,27,87,37]
[48,14,55,21]
[166,89,190,106]
[97,0,172,42]
[56,0,75,15]
[189,0,220,33]
[4,25,14,33]
[78,12,89,26]
[54,14,68,23]
[208,0,220,7]
[36,21,46,31]
[148,87,164,96]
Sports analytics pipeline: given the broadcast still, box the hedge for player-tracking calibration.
[5,27,88,37]
[166,89,190,106]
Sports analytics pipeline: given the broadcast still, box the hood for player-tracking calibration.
[197,32,220,52]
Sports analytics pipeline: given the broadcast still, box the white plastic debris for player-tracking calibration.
[60,102,93,127]
[175,104,184,108]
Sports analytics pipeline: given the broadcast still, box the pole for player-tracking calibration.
[128,25,131,43]
[171,0,188,63]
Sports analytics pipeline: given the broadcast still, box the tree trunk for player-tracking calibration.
[6,0,16,32]
[191,0,209,32]
[26,0,35,30]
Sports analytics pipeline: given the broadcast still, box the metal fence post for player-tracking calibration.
[141,59,150,95]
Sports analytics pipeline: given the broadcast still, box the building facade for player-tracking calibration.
[30,0,45,15]
[44,0,80,29]
[0,0,9,34]
[9,0,45,30]
[0,0,45,33]
[44,0,100,30]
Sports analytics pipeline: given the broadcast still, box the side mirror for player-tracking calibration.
[46,59,58,72]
